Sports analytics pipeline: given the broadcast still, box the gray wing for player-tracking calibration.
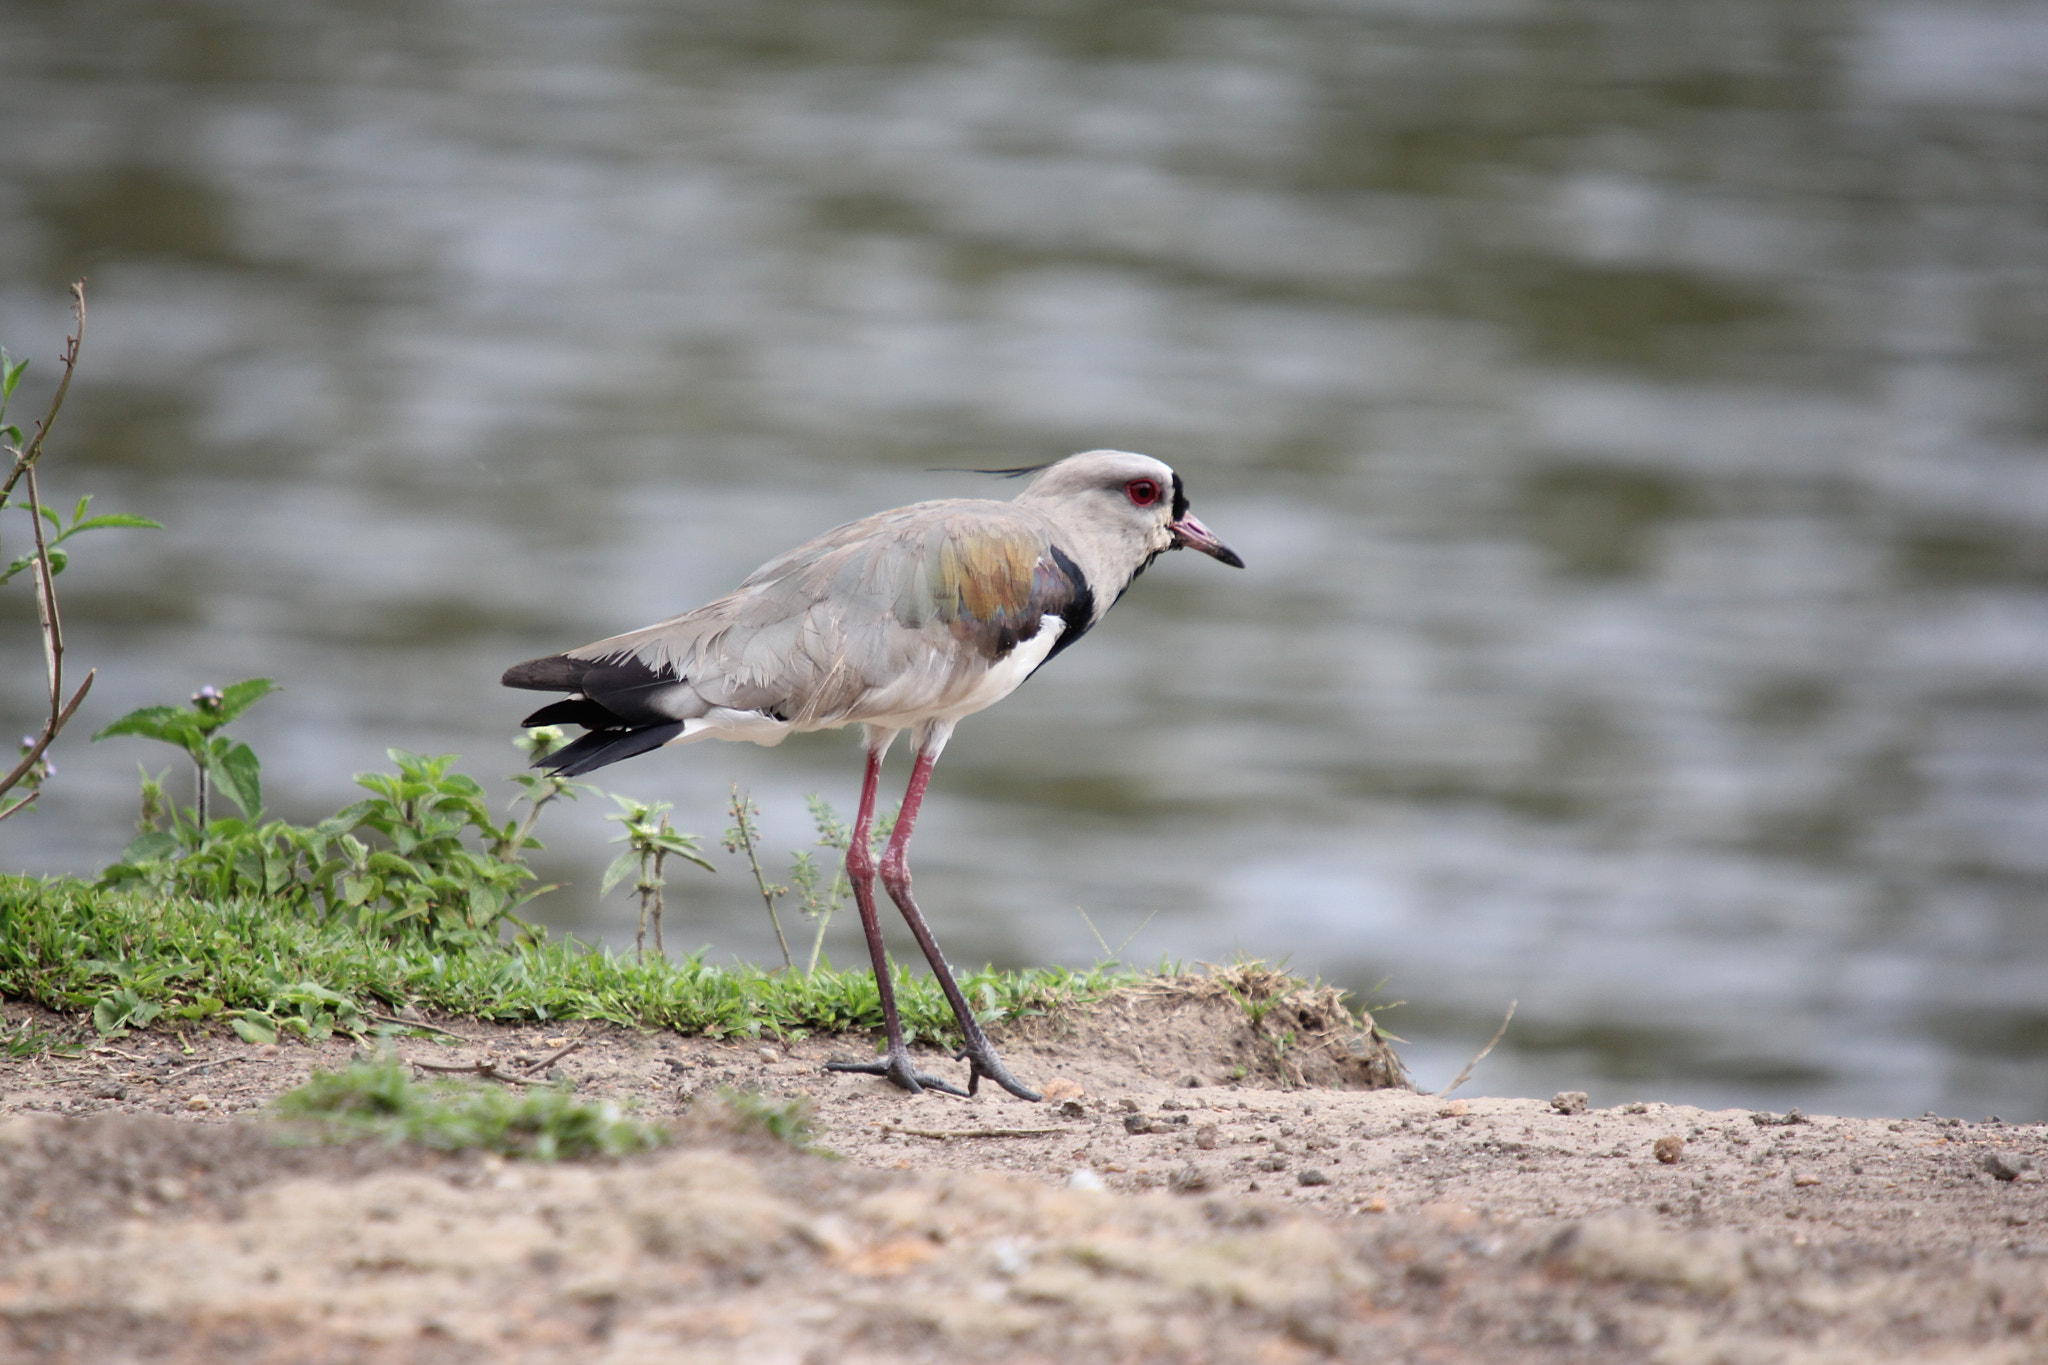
[502,499,1092,772]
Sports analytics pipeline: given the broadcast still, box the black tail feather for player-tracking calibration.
[537,722,686,777]
[519,697,618,730]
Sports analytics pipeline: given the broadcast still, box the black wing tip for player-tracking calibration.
[928,462,1053,479]
[502,654,586,691]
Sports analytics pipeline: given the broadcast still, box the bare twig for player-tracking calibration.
[408,1058,552,1086]
[0,282,84,502]
[726,785,794,971]
[516,1036,585,1075]
[365,1011,473,1040]
[159,1055,250,1084]
[879,1123,1066,1141]
[1437,999,1516,1099]
[0,282,91,819]
[0,670,92,823]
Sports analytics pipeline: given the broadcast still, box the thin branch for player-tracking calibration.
[158,1055,250,1085]
[0,282,85,501]
[365,1010,472,1040]
[408,1058,552,1086]
[516,1036,586,1076]
[0,283,90,817]
[26,466,63,712]
[1437,999,1516,1099]
[0,670,92,823]
[879,1123,1067,1141]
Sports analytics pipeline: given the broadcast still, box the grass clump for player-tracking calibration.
[274,1053,664,1160]
[0,874,1147,1051]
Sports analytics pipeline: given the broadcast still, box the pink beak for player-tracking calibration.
[1168,513,1245,569]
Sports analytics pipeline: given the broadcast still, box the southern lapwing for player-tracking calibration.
[502,449,1243,1100]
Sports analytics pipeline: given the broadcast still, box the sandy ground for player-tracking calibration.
[2,980,2045,1364]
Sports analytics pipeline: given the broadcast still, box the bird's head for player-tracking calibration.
[1013,449,1245,572]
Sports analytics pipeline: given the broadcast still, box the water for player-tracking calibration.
[4,0,2048,1120]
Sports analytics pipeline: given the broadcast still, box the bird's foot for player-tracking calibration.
[957,1041,1042,1102]
[824,1051,970,1098]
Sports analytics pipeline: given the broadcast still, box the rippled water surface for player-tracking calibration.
[5,0,2048,1118]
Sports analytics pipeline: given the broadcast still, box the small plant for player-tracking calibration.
[94,679,275,824]
[274,1052,666,1161]
[784,794,897,975]
[700,1085,820,1150]
[605,793,715,957]
[722,786,795,971]
[96,689,579,949]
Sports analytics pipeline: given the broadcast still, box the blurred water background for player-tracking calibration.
[4,0,2048,1119]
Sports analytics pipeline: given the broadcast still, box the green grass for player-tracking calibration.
[273,1054,668,1160]
[0,873,1147,1051]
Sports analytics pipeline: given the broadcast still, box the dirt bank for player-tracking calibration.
[2,984,2044,1364]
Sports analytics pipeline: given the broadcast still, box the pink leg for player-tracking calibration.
[823,741,970,1096]
[876,743,1041,1101]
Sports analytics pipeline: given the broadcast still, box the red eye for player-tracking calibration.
[1125,478,1161,506]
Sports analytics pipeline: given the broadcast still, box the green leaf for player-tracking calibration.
[212,740,263,818]
[115,831,182,865]
[230,1014,278,1045]
[600,851,643,896]
[67,512,164,533]
[92,706,187,743]
[209,678,277,727]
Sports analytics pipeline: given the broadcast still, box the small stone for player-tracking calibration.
[1057,1098,1087,1119]
[1255,1154,1288,1172]
[1298,1168,1331,1187]
[185,1094,212,1111]
[1123,1113,1157,1135]
[1183,1075,1203,1088]
[1168,1164,1213,1194]
[1437,1100,1468,1118]
[1551,1091,1589,1115]
[1362,1195,1389,1213]
[88,1080,128,1101]
[1653,1135,1685,1164]
[1194,1123,1219,1150]
[152,1177,188,1202]
[1118,1097,1141,1113]
[1622,1101,1649,1115]
[1981,1151,2031,1182]
[757,1047,780,1063]
[1792,1172,1821,1187]
[1066,1169,1106,1192]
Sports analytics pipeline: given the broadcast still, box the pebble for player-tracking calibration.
[1437,1100,1468,1118]
[185,1094,212,1111]
[1981,1151,2031,1182]
[1169,1164,1213,1194]
[1298,1168,1331,1186]
[1066,1169,1106,1192]
[1551,1091,1589,1115]
[88,1080,127,1101]
[1654,1135,1685,1164]
[1194,1123,1219,1150]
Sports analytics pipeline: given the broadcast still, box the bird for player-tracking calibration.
[502,449,1243,1100]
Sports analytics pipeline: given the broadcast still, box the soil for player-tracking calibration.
[2,977,2045,1365]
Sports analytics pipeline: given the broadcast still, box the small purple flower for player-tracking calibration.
[17,735,33,752]
[192,685,224,711]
